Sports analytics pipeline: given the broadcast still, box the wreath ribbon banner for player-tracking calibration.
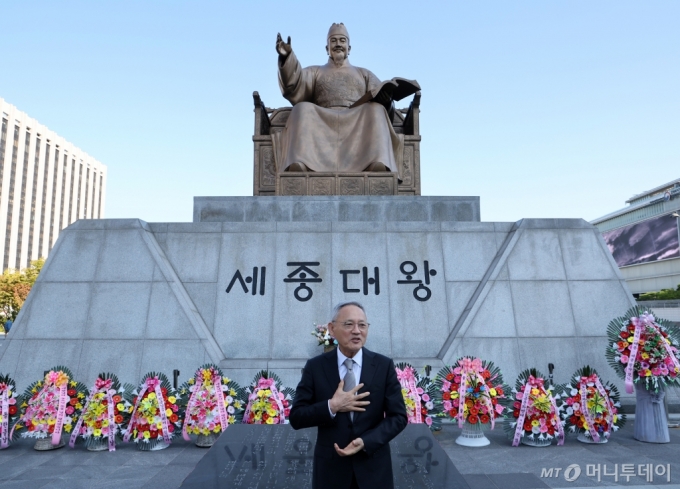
[0,385,8,449]
[396,367,422,424]
[182,377,204,441]
[213,374,229,431]
[52,384,68,446]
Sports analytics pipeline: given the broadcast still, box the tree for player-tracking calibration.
[638,284,680,301]
[0,258,44,330]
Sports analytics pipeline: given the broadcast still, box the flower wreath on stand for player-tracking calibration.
[180,364,245,445]
[123,372,185,451]
[243,371,294,425]
[434,357,510,429]
[0,373,21,449]
[68,373,132,451]
[504,368,565,447]
[312,323,337,352]
[15,366,88,450]
[394,363,441,431]
[558,366,625,443]
[606,306,680,394]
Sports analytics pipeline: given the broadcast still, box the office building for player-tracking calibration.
[591,178,680,296]
[0,97,106,271]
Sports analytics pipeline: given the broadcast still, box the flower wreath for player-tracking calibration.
[123,372,185,450]
[558,366,625,442]
[394,363,441,431]
[69,373,132,451]
[180,364,245,438]
[15,366,88,445]
[0,373,21,449]
[606,306,680,393]
[434,357,510,429]
[312,323,337,349]
[503,368,565,446]
[243,371,294,425]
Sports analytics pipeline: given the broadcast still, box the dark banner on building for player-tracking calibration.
[603,214,680,267]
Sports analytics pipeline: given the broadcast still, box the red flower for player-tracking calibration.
[168,424,175,433]
[480,414,490,424]
[496,387,504,396]
[67,389,76,396]
[481,370,491,380]
[151,431,158,439]
[548,426,555,436]
[513,410,520,418]
[442,392,451,400]
[469,408,479,416]
[446,373,455,381]
[170,414,179,423]
[113,395,122,403]
[115,415,124,424]
[284,409,291,417]
[9,406,17,415]
[619,331,629,339]
[468,414,479,424]
[161,388,168,396]
[69,398,78,406]
[524,421,532,431]
[449,408,458,417]
[48,425,55,434]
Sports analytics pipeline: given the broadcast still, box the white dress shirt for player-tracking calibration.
[328,348,363,418]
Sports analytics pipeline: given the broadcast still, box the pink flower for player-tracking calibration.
[425,417,433,426]
[620,355,629,364]
[652,368,661,376]
[443,401,452,411]
[416,387,424,395]
[65,406,74,415]
[421,394,430,402]
[442,381,451,391]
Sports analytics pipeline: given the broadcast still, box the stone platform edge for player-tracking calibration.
[193,195,481,223]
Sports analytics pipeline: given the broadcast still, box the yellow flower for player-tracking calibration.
[94,429,102,437]
[167,396,176,404]
[230,388,236,396]
[234,401,242,409]
[48,418,56,425]
[77,393,85,399]
[143,431,150,439]
[166,409,173,417]
[265,417,275,424]
[102,420,109,427]
[641,352,650,360]
[257,389,265,398]
[627,336,634,343]
[451,392,459,399]
[64,424,72,433]
[530,388,539,396]
[69,381,77,387]
[228,415,235,424]
[488,388,497,396]
[156,422,163,430]
[148,392,156,400]
[117,403,125,411]
[583,421,589,430]
[188,378,195,385]
[76,403,83,410]
[213,426,221,433]
[224,377,231,384]
[531,420,540,427]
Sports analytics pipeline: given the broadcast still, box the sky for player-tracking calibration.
[1,1,678,223]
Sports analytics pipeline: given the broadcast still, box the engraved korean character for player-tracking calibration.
[620,464,635,482]
[586,464,601,482]
[638,463,653,482]
[603,463,618,482]
[396,260,437,302]
[655,463,671,482]
[283,262,322,302]
[339,266,380,295]
[226,267,267,296]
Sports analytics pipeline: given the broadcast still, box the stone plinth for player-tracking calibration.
[0,204,642,404]
[193,196,481,223]
[278,172,399,196]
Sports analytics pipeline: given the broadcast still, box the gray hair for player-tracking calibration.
[331,301,366,323]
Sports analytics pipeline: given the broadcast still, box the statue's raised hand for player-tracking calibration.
[276,33,292,57]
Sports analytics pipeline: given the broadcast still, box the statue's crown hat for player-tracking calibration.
[327,23,349,40]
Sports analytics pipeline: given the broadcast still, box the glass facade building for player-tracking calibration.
[0,97,107,271]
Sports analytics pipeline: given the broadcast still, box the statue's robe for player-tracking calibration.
[273,51,403,173]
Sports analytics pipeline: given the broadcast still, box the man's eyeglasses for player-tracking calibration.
[333,321,370,331]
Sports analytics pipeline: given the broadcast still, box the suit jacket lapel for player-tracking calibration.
[323,348,341,396]
[355,348,377,424]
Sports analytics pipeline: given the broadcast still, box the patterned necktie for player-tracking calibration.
[343,358,356,421]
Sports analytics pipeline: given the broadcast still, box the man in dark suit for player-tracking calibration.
[290,301,407,489]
